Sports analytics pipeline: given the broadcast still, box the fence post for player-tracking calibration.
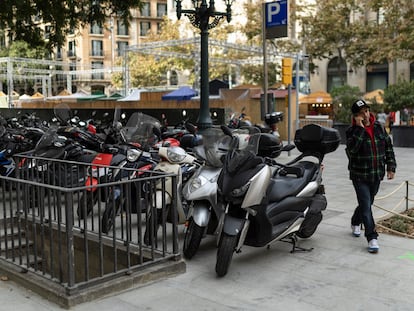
[406,180,409,212]
[65,192,75,288]
[171,175,179,255]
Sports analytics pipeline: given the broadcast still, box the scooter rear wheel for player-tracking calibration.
[215,233,238,277]
[183,219,205,259]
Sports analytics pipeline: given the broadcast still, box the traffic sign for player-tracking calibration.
[264,0,288,39]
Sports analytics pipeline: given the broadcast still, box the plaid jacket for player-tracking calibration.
[345,117,396,183]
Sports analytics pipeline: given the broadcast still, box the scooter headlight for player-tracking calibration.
[189,176,203,192]
[231,181,251,197]
[54,135,67,148]
[167,146,186,163]
[127,148,142,162]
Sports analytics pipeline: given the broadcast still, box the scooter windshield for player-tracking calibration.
[244,133,262,155]
[33,127,66,158]
[121,112,161,149]
[194,127,231,168]
[53,103,73,125]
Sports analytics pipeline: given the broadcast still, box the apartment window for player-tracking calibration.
[0,35,5,49]
[92,61,104,80]
[68,41,76,57]
[34,12,41,22]
[68,26,75,35]
[142,3,151,17]
[410,63,414,81]
[91,40,103,56]
[116,41,128,57]
[140,22,151,36]
[70,62,77,80]
[56,47,63,59]
[44,26,52,40]
[366,61,388,92]
[91,22,103,34]
[327,57,347,92]
[157,3,167,17]
[117,20,129,36]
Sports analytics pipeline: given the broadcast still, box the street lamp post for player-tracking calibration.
[175,0,233,130]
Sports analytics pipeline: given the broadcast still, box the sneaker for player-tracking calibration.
[351,225,361,237]
[368,239,379,253]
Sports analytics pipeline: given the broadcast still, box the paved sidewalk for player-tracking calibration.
[1,144,414,310]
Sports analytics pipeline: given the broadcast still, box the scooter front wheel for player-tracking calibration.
[183,219,205,259]
[77,192,97,219]
[215,233,238,277]
[102,198,122,234]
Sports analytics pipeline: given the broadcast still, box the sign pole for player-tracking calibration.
[262,3,268,116]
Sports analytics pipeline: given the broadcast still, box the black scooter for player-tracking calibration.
[215,124,340,277]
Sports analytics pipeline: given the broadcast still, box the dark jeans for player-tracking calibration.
[351,180,380,242]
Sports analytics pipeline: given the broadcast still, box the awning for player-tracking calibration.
[31,92,44,98]
[162,86,198,101]
[118,89,146,101]
[300,91,332,104]
[363,89,383,104]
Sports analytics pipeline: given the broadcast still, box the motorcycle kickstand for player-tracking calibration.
[279,234,314,253]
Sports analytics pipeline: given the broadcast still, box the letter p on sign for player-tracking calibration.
[267,2,280,23]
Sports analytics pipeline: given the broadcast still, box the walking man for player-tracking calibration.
[346,99,396,253]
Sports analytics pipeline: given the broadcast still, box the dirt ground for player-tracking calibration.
[377,208,414,238]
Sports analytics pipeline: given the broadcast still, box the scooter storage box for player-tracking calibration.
[264,112,284,125]
[294,124,340,155]
[257,133,283,158]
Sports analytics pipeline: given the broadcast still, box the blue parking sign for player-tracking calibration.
[264,0,288,38]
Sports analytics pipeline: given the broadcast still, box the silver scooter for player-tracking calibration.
[182,126,257,259]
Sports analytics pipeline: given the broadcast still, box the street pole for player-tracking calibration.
[175,0,233,130]
[199,9,211,129]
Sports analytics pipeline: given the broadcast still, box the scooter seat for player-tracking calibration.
[266,161,318,202]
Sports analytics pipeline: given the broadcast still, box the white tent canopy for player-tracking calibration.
[118,88,147,101]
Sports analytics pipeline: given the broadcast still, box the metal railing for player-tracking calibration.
[0,155,180,294]
[299,117,333,128]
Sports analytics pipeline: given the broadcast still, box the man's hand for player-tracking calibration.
[354,115,365,127]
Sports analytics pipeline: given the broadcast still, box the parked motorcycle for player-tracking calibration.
[144,138,200,245]
[0,121,46,177]
[214,123,340,277]
[181,126,259,259]
[77,111,160,233]
[98,112,159,233]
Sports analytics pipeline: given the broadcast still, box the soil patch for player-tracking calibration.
[377,208,414,238]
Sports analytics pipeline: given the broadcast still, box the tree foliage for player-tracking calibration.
[383,80,414,111]
[0,41,48,58]
[297,0,414,70]
[112,17,196,88]
[115,16,252,88]
[0,0,143,50]
[330,84,362,124]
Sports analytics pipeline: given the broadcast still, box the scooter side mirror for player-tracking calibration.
[153,126,162,139]
[282,144,296,152]
[220,125,233,137]
[185,122,197,135]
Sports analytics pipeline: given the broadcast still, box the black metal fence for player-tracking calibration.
[0,155,180,294]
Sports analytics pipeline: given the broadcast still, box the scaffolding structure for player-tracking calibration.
[0,57,123,108]
[0,38,309,108]
[124,37,309,93]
